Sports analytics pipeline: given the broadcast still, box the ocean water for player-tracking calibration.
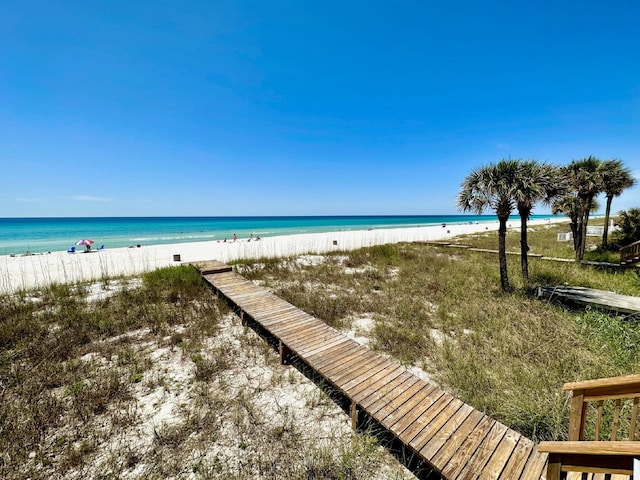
[0,215,557,255]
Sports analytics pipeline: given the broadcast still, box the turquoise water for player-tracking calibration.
[0,215,557,255]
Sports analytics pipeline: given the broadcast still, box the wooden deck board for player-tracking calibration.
[291,335,352,358]
[429,409,486,469]
[379,384,442,437]
[454,420,508,478]
[255,313,313,331]
[306,340,361,363]
[244,303,299,319]
[328,355,391,390]
[400,394,456,445]
[409,398,467,453]
[261,314,318,332]
[479,428,520,478]
[518,449,550,480]
[536,285,640,315]
[498,436,536,479]
[277,323,335,347]
[441,415,496,478]
[372,380,433,422]
[348,364,405,399]
[416,402,475,460]
[356,370,416,408]
[313,348,375,376]
[388,388,448,437]
[197,262,548,479]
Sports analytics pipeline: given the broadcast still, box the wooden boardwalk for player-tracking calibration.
[195,261,549,479]
[535,285,640,316]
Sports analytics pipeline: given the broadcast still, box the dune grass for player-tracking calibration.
[1,265,410,480]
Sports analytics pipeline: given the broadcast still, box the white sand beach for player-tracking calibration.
[0,218,565,294]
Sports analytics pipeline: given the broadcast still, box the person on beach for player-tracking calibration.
[233,233,237,242]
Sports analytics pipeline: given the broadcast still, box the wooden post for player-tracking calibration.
[240,311,247,327]
[546,454,561,480]
[568,389,586,440]
[279,341,290,365]
[350,401,358,430]
[631,397,638,441]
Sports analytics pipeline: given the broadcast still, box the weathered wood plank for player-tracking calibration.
[454,420,508,478]
[498,436,537,479]
[536,285,640,315]
[371,380,432,422]
[292,335,353,358]
[381,384,442,433]
[330,356,392,391]
[277,324,335,347]
[356,370,417,410]
[395,393,453,442]
[416,402,475,460]
[348,364,405,400]
[429,408,485,469]
[440,415,496,478]
[262,314,319,333]
[409,398,467,453]
[194,260,233,274]
[518,448,550,480]
[315,349,377,377]
[478,428,520,478]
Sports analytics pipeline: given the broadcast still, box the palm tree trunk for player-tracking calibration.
[579,198,593,261]
[575,214,584,262]
[498,216,511,291]
[570,221,579,251]
[518,208,530,286]
[602,195,613,248]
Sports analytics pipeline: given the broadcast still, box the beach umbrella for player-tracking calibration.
[75,239,94,246]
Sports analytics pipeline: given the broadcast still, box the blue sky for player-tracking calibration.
[2,1,639,217]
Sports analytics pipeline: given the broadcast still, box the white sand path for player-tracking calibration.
[0,218,565,294]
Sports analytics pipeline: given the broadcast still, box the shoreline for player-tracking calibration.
[0,214,561,255]
[0,218,567,294]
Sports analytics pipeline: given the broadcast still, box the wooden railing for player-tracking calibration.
[620,240,640,266]
[538,374,640,479]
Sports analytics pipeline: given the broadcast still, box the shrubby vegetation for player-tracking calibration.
[612,207,640,248]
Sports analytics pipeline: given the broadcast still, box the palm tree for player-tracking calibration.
[552,193,581,251]
[552,193,600,252]
[457,159,519,291]
[600,159,636,248]
[613,208,640,247]
[513,161,564,285]
[564,157,604,261]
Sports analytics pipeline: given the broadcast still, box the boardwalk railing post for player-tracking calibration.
[546,455,561,480]
[350,401,358,430]
[279,341,291,365]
